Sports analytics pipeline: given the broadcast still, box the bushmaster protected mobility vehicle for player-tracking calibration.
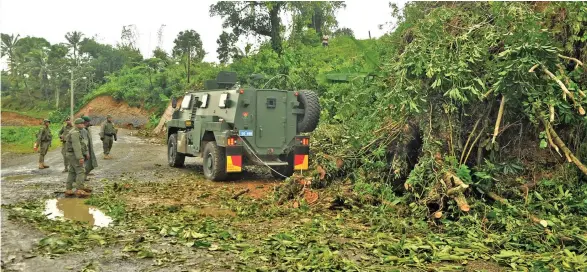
[166,71,320,181]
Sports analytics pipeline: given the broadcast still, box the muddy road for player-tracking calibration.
[1,127,263,271]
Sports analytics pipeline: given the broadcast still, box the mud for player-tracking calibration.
[0,112,43,126]
[76,96,151,128]
[1,126,269,271]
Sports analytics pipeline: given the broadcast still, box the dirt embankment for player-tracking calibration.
[76,96,151,128]
[0,112,43,126]
[153,97,183,135]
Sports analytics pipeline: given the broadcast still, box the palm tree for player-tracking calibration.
[65,31,84,66]
[24,47,51,99]
[1,33,21,76]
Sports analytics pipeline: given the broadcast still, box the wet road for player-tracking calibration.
[1,127,168,205]
[0,128,177,272]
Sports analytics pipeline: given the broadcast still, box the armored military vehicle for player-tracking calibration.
[165,71,320,181]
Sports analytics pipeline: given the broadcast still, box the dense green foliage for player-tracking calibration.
[1,124,62,153]
[2,1,587,270]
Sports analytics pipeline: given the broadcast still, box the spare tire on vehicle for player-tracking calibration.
[297,90,321,133]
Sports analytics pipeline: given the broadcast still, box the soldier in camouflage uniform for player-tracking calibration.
[34,119,53,169]
[100,114,117,159]
[82,116,98,177]
[64,118,91,197]
[58,117,73,173]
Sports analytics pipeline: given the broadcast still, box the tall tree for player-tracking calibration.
[48,43,69,108]
[1,33,21,76]
[210,1,285,54]
[65,31,84,66]
[24,47,51,99]
[172,30,205,83]
[216,31,239,64]
[289,1,346,36]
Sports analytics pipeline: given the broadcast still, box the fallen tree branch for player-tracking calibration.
[447,185,468,196]
[460,118,480,164]
[543,124,562,157]
[542,66,586,115]
[453,194,470,212]
[541,119,587,176]
[487,191,508,205]
[549,105,555,122]
[232,188,250,199]
[492,95,506,144]
[529,63,540,73]
[558,54,584,68]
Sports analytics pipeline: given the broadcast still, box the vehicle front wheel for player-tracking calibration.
[168,133,185,167]
[202,141,228,181]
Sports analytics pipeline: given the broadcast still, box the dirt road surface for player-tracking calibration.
[1,127,236,272]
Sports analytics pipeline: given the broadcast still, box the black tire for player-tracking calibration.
[202,141,228,181]
[297,90,321,133]
[168,133,185,167]
[271,153,294,179]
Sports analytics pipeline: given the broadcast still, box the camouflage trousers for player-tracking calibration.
[103,136,114,155]
[38,141,51,163]
[61,143,69,170]
[66,153,86,190]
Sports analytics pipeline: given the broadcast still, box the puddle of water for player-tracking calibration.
[43,198,113,229]
[1,174,35,181]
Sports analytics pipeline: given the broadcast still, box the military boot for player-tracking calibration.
[42,163,50,168]
[76,190,91,198]
[79,187,93,193]
[62,168,68,173]
[64,190,75,196]
[38,163,45,169]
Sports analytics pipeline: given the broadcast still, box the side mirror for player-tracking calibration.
[171,97,177,109]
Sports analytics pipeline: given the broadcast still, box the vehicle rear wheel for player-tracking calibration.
[168,133,185,167]
[297,90,321,133]
[203,141,228,181]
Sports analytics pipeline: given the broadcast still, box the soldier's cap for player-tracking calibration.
[74,118,85,124]
[107,114,112,118]
[82,116,91,122]
[43,119,51,123]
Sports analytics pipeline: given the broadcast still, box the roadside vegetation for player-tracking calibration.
[2,1,586,271]
[1,124,62,154]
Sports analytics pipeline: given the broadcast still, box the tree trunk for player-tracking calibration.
[269,3,283,54]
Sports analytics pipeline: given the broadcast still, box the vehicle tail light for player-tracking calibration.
[299,138,309,145]
[227,137,238,146]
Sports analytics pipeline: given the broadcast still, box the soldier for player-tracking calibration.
[64,118,91,197]
[34,119,53,169]
[82,116,98,177]
[58,117,73,173]
[100,114,117,159]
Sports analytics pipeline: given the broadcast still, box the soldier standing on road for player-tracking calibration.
[100,114,117,159]
[82,116,98,177]
[58,117,73,173]
[64,118,91,197]
[34,119,53,169]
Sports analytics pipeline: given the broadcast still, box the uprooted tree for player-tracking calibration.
[309,2,587,219]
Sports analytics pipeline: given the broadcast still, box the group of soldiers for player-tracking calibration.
[35,114,118,197]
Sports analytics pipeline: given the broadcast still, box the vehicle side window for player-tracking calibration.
[181,95,192,109]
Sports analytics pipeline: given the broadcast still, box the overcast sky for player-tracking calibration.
[0,0,405,68]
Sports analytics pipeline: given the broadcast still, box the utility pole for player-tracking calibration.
[70,70,74,122]
[187,40,191,83]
